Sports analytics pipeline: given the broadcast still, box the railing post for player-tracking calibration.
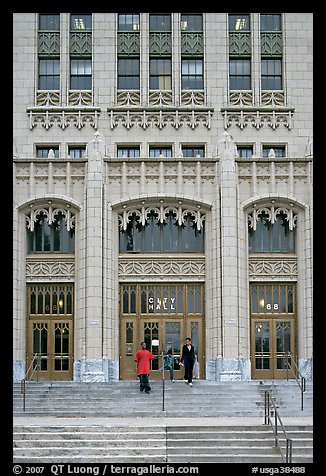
[162,352,165,412]
[21,378,26,412]
[274,405,278,447]
[264,391,268,425]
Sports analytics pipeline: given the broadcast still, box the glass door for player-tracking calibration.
[251,318,295,379]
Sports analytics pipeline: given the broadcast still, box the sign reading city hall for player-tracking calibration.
[148,296,176,312]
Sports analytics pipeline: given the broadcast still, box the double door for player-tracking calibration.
[121,317,203,380]
[251,318,296,379]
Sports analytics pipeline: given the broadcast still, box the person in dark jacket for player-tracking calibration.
[180,337,196,386]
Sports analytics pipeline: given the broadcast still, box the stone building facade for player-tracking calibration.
[13,13,313,382]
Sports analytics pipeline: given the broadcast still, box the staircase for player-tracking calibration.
[13,379,313,463]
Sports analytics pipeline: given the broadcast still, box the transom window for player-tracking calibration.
[119,211,204,253]
[180,14,203,31]
[70,13,92,30]
[250,284,294,314]
[228,14,250,32]
[118,14,140,31]
[29,285,73,315]
[149,14,171,31]
[39,14,60,31]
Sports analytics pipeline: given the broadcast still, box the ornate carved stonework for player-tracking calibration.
[109,109,213,130]
[26,257,75,282]
[249,256,297,281]
[247,205,297,231]
[25,205,76,232]
[119,256,205,282]
[27,109,100,130]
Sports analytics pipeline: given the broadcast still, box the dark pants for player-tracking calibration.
[139,374,151,392]
[184,359,194,383]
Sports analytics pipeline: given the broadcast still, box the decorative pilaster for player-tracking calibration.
[81,132,106,382]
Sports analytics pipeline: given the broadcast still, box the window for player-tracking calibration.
[260,14,281,32]
[261,59,282,90]
[237,146,253,158]
[39,14,60,30]
[36,146,59,158]
[117,146,140,158]
[70,14,92,30]
[229,59,251,90]
[262,146,285,158]
[149,14,171,31]
[182,146,205,158]
[70,59,92,90]
[28,213,75,253]
[119,212,205,253]
[249,212,295,253]
[181,59,203,90]
[180,14,203,31]
[150,59,172,90]
[228,14,250,32]
[118,59,140,90]
[118,13,140,31]
[149,146,172,158]
[68,146,86,159]
[38,59,60,90]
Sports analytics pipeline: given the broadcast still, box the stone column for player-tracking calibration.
[218,131,242,380]
[79,132,106,381]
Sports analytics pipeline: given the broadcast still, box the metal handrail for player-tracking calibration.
[285,352,306,411]
[161,352,165,412]
[264,390,292,463]
[21,353,41,412]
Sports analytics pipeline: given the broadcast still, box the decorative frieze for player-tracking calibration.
[109,109,212,130]
[249,256,297,281]
[222,109,294,130]
[119,256,205,281]
[26,256,75,282]
[27,109,100,130]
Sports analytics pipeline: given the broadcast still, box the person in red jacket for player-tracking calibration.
[134,341,155,394]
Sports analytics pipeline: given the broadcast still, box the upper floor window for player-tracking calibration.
[70,13,92,30]
[68,146,86,159]
[228,14,250,32]
[182,146,205,158]
[27,212,75,253]
[149,14,171,31]
[181,59,203,90]
[149,146,172,158]
[36,146,59,158]
[118,13,140,31]
[117,146,140,158]
[229,58,251,90]
[70,59,92,90]
[261,59,282,90]
[118,58,140,90]
[38,59,60,90]
[180,14,203,31]
[260,14,281,32]
[39,14,60,30]
[249,212,295,253]
[119,211,204,253]
[150,59,172,90]
[237,145,253,158]
[262,145,286,158]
